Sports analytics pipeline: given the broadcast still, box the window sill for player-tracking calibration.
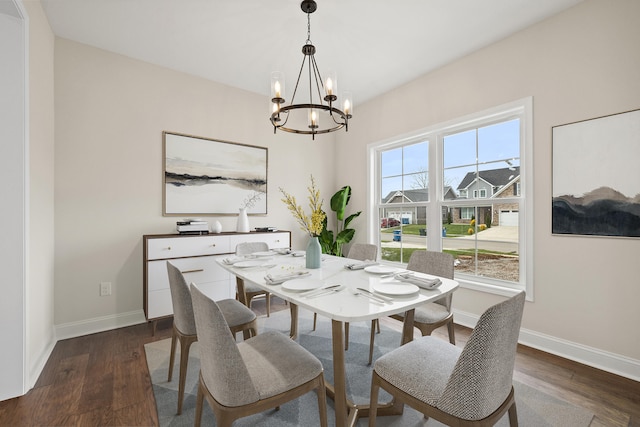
[455,274,530,301]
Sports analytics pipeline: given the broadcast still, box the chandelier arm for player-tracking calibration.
[290,55,308,105]
[310,55,326,107]
[307,52,315,107]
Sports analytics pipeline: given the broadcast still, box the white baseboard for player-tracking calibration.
[55,310,147,341]
[454,309,640,382]
[28,330,56,390]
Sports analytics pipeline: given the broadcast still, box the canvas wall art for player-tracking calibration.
[163,132,267,215]
[552,109,640,237]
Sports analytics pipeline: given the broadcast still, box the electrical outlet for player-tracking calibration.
[100,282,112,296]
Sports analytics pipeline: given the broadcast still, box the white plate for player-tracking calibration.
[373,283,420,296]
[364,265,398,275]
[281,278,324,291]
[252,250,276,257]
[233,260,265,268]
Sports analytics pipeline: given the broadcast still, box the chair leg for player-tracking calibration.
[345,322,350,351]
[167,327,177,381]
[508,401,518,426]
[368,319,376,365]
[447,318,456,345]
[177,335,196,415]
[376,318,380,333]
[369,375,380,427]
[316,375,328,427]
[194,381,204,427]
[313,312,317,331]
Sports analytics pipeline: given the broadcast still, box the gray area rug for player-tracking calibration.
[145,308,593,426]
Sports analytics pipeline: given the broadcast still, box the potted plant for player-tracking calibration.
[319,186,361,257]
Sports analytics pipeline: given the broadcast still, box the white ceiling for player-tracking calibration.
[39,0,583,104]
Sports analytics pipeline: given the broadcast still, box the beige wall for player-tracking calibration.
[50,0,639,379]
[25,0,56,386]
[336,0,640,364]
[54,39,337,327]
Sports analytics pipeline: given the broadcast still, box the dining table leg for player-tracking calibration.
[288,303,298,340]
[331,319,348,427]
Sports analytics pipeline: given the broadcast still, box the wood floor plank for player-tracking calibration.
[1,304,638,426]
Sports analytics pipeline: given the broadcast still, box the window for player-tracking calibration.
[473,189,487,198]
[461,207,474,220]
[370,98,533,296]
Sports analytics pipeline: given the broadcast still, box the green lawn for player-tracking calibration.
[381,223,476,237]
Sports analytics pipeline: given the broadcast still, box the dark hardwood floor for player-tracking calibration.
[1,298,638,426]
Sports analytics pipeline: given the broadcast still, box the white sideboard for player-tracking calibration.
[143,231,291,326]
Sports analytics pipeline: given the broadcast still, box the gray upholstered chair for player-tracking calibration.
[369,291,526,427]
[235,241,273,316]
[390,250,456,344]
[166,262,258,415]
[190,284,328,427]
[312,243,379,363]
[347,242,378,263]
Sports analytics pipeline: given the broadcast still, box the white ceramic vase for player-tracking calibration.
[236,208,250,233]
[212,220,222,233]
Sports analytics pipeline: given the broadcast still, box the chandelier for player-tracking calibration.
[270,0,352,140]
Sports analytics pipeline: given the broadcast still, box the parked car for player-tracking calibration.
[381,218,401,228]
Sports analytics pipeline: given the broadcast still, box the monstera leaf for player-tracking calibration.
[319,186,361,256]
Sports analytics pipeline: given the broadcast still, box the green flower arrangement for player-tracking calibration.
[279,175,326,237]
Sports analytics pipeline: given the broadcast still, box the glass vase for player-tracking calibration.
[306,236,322,269]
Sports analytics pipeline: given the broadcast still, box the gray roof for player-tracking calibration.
[382,186,456,203]
[457,166,520,190]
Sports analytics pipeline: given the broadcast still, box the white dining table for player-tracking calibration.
[218,252,459,427]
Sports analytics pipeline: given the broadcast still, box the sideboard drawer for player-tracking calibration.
[147,256,229,292]
[229,232,290,252]
[147,235,231,260]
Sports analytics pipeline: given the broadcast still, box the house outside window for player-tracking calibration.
[370,98,533,296]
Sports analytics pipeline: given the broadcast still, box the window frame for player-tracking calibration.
[367,97,534,300]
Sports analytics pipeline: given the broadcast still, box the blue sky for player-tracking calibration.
[381,119,520,198]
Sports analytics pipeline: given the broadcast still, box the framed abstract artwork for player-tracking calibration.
[163,132,268,216]
[552,109,640,237]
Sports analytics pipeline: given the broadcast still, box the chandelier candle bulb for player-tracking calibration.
[309,110,318,128]
[342,91,353,118]
[275,81,281,98]
[324,71,337,100]
[270,71,285,102]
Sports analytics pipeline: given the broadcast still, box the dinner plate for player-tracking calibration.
[251,250,276,257]
[233,260,266,268]
[364,265,398,275]
[281,278,324,291]
[373,283,420,296]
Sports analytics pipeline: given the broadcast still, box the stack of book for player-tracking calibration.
[255,227,278,232]
[177,220,209,235]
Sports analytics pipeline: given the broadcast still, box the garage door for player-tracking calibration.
[499,210,519,226]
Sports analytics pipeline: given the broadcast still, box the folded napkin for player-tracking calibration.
[394,272,442,290]
[222,256,244,265]
[264,271,310,285]
[344,260,378,270]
